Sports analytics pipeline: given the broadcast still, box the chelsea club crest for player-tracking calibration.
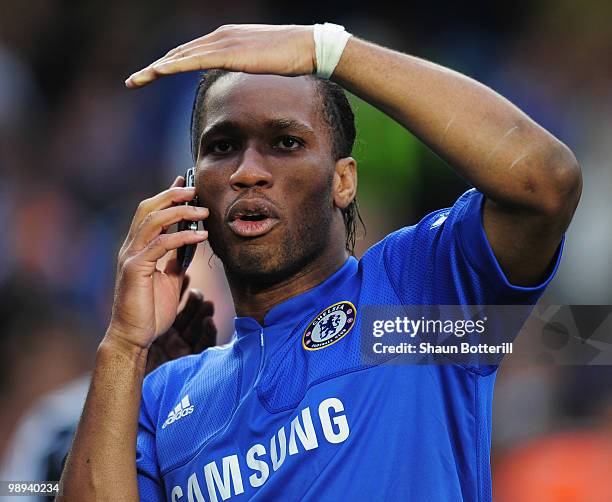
[302,301,357,351]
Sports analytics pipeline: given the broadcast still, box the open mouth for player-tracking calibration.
[239,213,267,222]
[227,199,280,238]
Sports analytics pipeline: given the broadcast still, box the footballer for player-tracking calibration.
[58,24,581,501]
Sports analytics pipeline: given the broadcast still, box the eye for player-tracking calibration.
[208,140,235,155]
[274,136,303,150]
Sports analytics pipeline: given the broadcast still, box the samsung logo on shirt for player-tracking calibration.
[169,397,349,501]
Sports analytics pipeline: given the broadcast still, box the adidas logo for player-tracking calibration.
[162,394,194,429]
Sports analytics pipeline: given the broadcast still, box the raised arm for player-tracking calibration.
[125,24,581,286]
[58,178,210,501]
[331,37,581,286]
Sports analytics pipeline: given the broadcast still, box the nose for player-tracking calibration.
[229,146,273,191]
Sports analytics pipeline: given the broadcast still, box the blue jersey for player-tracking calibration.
[137,189,563,501]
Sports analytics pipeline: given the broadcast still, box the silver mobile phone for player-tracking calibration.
[177,167,198,269]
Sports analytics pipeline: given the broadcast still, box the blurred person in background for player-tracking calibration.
[0,274,92,502]
[0,273,216,502]
[58,22,580,501]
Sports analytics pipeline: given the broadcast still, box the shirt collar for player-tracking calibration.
[233,256,358,338]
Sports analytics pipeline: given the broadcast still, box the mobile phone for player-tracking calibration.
[177,167,199,269]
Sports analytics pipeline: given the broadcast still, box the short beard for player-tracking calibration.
[211,178,334,288]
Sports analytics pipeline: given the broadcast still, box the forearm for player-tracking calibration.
[58,333,147,502]
[332,36,579,212]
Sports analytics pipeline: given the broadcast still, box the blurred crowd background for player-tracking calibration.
[1,0,611,500]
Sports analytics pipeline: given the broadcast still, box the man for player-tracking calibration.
[59,24,581,501]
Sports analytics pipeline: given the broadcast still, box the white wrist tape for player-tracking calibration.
[313,23,352,79]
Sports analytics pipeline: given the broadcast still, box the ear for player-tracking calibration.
[333,157,357,209]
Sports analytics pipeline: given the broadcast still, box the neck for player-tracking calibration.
[226,244,349,325]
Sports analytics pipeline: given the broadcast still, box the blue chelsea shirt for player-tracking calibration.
[136,189,563,501]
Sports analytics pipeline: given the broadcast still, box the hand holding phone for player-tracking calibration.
[177,167,199,269]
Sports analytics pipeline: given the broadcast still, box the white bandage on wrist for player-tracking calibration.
[313,23,352,79]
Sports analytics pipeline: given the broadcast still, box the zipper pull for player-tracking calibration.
[260,330,264,347]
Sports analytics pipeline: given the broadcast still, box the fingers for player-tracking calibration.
[151,40,227,71]
[171,175,185,188]
[193,316,217,353]
[163,29,226,60]
[126,47,225,88]
[178,298,215,347]
[129,186,197,236]
[125,30,227,88]
[146,294,216,371]
[173,289,205,333]
[119,186,197,257]
[137,229,208,266]
[130,204,209,252]
[155,51,225,76]
[174,290,215,345]
[119,175,206,268]
[124,24,314,89]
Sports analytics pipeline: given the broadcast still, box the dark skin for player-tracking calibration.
[145,276,216,374]
[60,25,582,501]
[195,72,356,324]
[124,25,581,292]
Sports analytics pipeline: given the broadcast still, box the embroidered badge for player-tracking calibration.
[302,301,356,351]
